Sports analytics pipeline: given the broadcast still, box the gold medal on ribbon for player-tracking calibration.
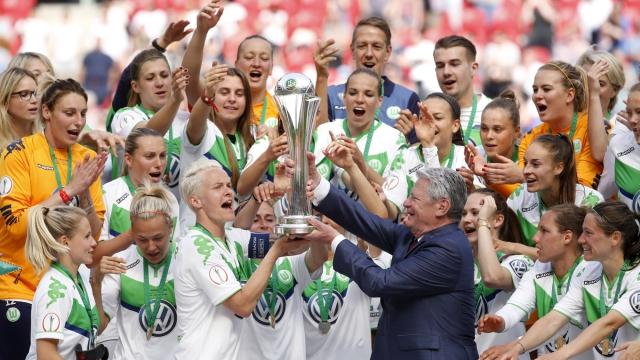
[600,338,611,354]
[555,336,565,350]
[270,314,276,329]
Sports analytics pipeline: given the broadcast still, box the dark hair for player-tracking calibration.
[589,201,640,266]
[539,61,589,113]
[127,49,170,107]
[236,35,274,62]
[434,35,477,61]
[40,78,88,115]
[482,89,520,129]
[345,68,383,96]
[548,203,587,250]
[351,17,392,47]
[530,134,577,204]
[214,67,255,188]
[473,188,525,245]
[425,92,464,146]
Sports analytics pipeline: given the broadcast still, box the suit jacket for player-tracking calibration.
[317,185,478,360]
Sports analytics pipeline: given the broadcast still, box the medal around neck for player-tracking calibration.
[273,73,321,235]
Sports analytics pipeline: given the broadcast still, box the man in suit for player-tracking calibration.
[305,162,478,359]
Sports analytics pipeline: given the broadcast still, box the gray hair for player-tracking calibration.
[180,158,224,210]
[416,167,467,221]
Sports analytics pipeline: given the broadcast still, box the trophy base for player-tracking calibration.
[275,215,319,235]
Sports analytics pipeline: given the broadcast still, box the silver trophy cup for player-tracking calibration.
[273,73,320,235]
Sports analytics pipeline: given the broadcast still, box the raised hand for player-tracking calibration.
[314,39,339,79]
[323,131,355,170]
[203,62,229,96]
[66,152,108,197]
[478,195,497,222]
[306,152,321,196]
[586,60,610,94]
[196,0,224,32]
[414,101,437,147]
[100,256,127,275]
[79,130,125,158]
[171,67,189,103]
[456,167,476,193]
[265,133,289,161]
[394,109,414,136]
[334,135,366,173]
[482,155,524,184]
[303,217,340,244]
[158,19,193,48]
[479,342,521,360]
[465,143,486,177]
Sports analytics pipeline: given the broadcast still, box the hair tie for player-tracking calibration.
[546,62,576,91]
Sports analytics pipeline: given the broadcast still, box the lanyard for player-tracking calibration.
[267,263,280,321]
[316,263,338,323]
[51,262,97,348]
[463,94,478,144]
[49,145,72,190]
[228,132,246,166]
[192,224,242,280]
[549,256,582,313]
[536,193,548,220]
[123,175,137,195]
[440,143,455,169]
[142,243,174,338]
[598,266,625,319]
[548,112,578,141]
[342,119,378,161]
[259,97,268,125]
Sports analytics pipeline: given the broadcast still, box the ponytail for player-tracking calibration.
[25,205,87,274]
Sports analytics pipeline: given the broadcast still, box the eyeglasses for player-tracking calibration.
[11,90,37,102]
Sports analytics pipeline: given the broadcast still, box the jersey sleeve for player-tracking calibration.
[289,253,313,289]
[497,264,537,330]
[0,141,32,241]
[33,275,73,341]
[181,121,216,155]
[100,274,121,320]
[501,255,534,288]
[612,287,640,329]
[110,108,146,138]
[552,271,587,325]
[243,136,270,172]
[189,245,242,306]
[598,144,616,199]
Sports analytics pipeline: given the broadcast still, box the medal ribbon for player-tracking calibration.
[547,112,578,141]
[123,175,137,195]
[51,262,97,348]
[342,119,379,162]
[598,264,626,344]
[463,94,478,144]
[267,264,280,321]
[440,143,455,169]
[547,256,582,317]
[259,97,268,125]
[316,263,338,324]
[49,145,72,190]
[142,243,174,335]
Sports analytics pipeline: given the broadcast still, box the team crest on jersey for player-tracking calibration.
[277,269,293,285]
[629,290,640,314]
[306,289,344,325]
[252,290,287,326]
[509,259,529,279]
[138,300,177,337]
[573,140,582,154]
[632,191,640,215]
[0,176,12,196]
[317,163,331,179]
[386,106,401,120]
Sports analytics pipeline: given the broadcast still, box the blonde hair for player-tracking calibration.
[7,52,55,76]
[180,159,224,210]
[576,49,625,113]
[0,67,39,150]
[130,182,174,226]
[25,205,87,274]
[540,61,589,113]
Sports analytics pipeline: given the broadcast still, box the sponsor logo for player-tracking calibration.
[475,295,489,327]
[408,164,424,175]
[46,277,67,307]
[536,271,553,279]
[522,203,539,213]
[252,290,287,326]
[584,278,600,286]
[3,139,25,159]
[367,159,382,173]
[306,289,344,325]
[126,259,140,270]
[208,265,229,285]
[285,79,296,90]
[115,192,129,205]
[0,176,12,196]
[278,269,293,285]
[138,300,177,337]
[42,312,61,332]
[35,164,54,171]
[616,147,635,157]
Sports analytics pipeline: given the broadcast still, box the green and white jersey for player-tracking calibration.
[599,131,640,214]
[302,261,371,360]
[100,243,178,359]
[461,93,492,146]
[99,176,180,241]
[173,225,252,360]
[313,119,407,199]
[384,143,483,211]
[243,134,279,183]
[26,264,99,360]
[496,258,592,359]
[238,253,313,360]
[554,261,640,358]
[110,105,188,200]
[507,184,604,247]
[180,121,248,232]
[474,255,533,356]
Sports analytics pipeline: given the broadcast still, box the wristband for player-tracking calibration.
[151,38,166,52]
[59,189,73,205]
[478,219,490,228]
[517,341,526,354]
[201,93,220,112]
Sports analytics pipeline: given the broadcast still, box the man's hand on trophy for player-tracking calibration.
[303,217,340,244]
[305,152,322,197]
[203,62,229,97]
[314,39,339,79]
[324,131,356,170]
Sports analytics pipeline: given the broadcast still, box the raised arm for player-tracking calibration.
[586,60,610,163]
[313,39,338,127]
[186,63,228,145]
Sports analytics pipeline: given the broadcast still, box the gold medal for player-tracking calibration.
[555,336,565,350]
[146,325,154,340]
[600,338,611,354]
[270,314,276,329]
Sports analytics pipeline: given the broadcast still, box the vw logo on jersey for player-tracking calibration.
[632,191,640,215]
[138,300,177,338]
[509,259,529,279]
[474,296,489,327]
[629,290,640,314]
[252,290,287,326]
[306,289,344,325]
[317,163,331,179]
[165,154,181,188]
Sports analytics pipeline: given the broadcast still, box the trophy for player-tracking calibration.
[273,73,321,235]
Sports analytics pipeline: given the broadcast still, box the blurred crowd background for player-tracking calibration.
[2,0,640,131]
